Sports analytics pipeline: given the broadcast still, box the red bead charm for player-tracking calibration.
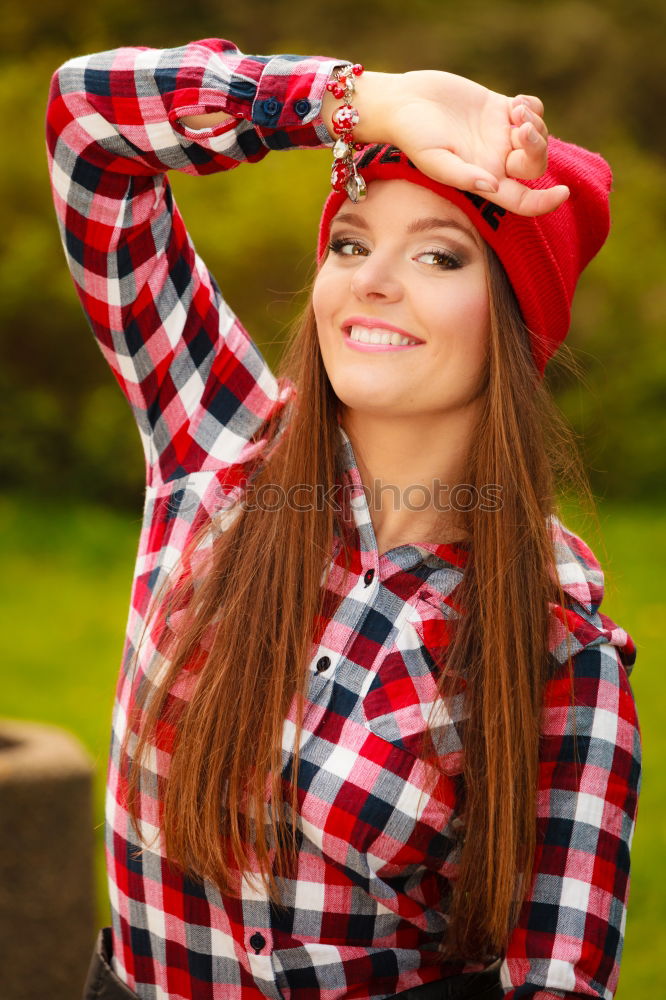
[331,160,351,192]
[332,104,360,135]
[326,78,346,99]
[351,63,364,76]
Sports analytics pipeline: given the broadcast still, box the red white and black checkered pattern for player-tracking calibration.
[46,39,641,1000]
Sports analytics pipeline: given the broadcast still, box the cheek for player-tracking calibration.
[312,272,329,325]
[312,268,342,340]
[311,275,325,325]
[422,286,490,389]
[428,282,490,339]
[312,274,339,368]
[468,295,491,345]
[436,278,490,350]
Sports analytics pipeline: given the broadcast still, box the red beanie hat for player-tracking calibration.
[317,138,612,375]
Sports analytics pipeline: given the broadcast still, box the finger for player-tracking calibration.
[506,122,548,179]
[509,102,548,139]
[509,119,544,150]
[511,93,545,118]
[490,177,570,217]
[411,147,500,195]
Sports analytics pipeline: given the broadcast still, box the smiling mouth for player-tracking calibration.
[344,325,424,348]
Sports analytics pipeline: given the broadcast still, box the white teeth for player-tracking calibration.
[347,325,419,346]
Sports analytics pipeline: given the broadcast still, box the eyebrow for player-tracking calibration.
[332,212,478,243]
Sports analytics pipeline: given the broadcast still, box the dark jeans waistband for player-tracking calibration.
[82,928,139,1000]
[386,960,502,1000]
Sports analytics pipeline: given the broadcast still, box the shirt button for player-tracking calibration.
[249,932,266,953]
[294,98,311,117]
[363,568,375,586]
[262,97,281,116]
[316,655,331,673]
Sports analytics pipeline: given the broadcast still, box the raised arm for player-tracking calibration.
[45,39,344,485]
[177,70,567,216]
[45,39,564,487]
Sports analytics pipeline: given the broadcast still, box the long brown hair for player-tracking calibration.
[122,244,590,958]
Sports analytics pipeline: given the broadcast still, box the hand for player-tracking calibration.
[350,70,569,217]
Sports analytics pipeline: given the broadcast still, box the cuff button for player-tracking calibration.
[294,98,311,117]
[262,98,281,116]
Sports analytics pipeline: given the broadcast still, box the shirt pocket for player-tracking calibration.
[361,594,468,777]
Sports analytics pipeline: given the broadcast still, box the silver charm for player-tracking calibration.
[346,170,367,204]
[333,137,349,160]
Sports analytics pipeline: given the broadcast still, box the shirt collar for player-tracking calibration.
[334,428,635,668]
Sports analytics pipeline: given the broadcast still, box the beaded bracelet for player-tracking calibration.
[327,63,366,203]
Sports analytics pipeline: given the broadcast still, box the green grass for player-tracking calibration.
[0,492,663,996]
[0,493,142,928]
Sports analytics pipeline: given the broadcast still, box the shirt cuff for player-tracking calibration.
[252,54,349,146]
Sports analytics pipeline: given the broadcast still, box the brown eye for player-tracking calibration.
[329,237,369,257]
[417,249,463,270]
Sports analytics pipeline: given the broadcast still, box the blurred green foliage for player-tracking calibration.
[2,0,665,507]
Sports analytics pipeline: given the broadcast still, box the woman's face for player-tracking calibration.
[313,179,491,420]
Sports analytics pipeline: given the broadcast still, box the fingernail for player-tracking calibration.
[474,179,498,193]
[527,125,539,142]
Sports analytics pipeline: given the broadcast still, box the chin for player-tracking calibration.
[330,378,407,413]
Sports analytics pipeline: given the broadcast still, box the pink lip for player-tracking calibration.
[341,315,425,352]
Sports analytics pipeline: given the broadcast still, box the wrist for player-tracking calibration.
[350,70,400,146]
[321,68,400,146]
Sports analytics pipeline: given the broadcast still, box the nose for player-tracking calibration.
[349,250,403,303]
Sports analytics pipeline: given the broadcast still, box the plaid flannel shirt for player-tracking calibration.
[45,39,642,1000]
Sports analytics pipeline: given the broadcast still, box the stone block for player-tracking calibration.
[0,719,97,1000]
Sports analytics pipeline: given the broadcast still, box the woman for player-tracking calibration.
[45,36,641,1000]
